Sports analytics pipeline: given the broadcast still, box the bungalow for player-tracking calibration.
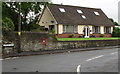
[38,4,114,38]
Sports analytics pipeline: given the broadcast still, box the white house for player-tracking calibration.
[38,4,114,38]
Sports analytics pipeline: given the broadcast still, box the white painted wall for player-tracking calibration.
[78,25,84,34]
[88,25,92,34]
[38,7,57,28]
[100,26,113,34]
[100,26,104,34]
[111,26,113,33]
[58,24,63,34]
[78,25,93,34]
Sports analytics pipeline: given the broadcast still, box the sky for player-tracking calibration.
[52,0,120,23]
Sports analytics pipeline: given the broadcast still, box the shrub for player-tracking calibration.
[51,29,56,34]
[93,35,96,38]
[100,34,104,37]
[90,35,94,37]
[2,17,15,31]
[112,27,120,37]
[69,34,74,38]
[79,35,83,38]
[90,35,96,38]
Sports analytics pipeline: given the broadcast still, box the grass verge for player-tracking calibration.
[57,37,120,41]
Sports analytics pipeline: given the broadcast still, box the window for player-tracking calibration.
[63,25,78,33]
[94,11,100,15]
[81,15,86,19]
[59,8,65,12]
[77,10,83,14]
[104,27,111,33]
[93,26,100,33]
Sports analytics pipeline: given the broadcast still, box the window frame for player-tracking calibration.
[93,26,100,34]
[94,11,100,16]
[77,10,83,14]
[59,8,65,12]
[81,15,87,19]
[63,25,78,34]
[104,26,111,34]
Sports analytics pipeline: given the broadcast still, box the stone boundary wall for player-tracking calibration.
[2,31,120,55]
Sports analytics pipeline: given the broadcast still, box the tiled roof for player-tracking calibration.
[48,4,114,26]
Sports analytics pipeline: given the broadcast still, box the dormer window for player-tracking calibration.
[77,10,83,14]
[94,11,100,15]
[81,15,86,19]
[59,8,65,12]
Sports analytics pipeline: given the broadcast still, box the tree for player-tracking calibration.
[109,18,120,37]
[109,18,119,26]
[2,2,18,31]
[2,2,51,31]
[2,17,15,31]
[113,22,119,26]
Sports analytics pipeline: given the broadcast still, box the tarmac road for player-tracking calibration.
[2,47,118,72]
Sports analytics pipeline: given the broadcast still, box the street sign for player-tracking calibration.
[3,44,14,47]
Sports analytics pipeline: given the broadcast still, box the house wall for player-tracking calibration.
[57,25,113,38]
[100,26,113,34]
[100,26,104,34]
[38,7,57,28]
[88,25,93,34]
[78,25,92,34]
[78,25,84,34]
[55,25,57,34]
[58,24,63,34]
[111,27,113,33]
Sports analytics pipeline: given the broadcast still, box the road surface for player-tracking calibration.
[2,47,118,72]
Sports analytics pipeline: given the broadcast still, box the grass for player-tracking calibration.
[57,37,120,41]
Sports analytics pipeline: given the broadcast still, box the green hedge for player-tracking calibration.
[112,27,120,37]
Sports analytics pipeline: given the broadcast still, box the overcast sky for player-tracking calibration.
[52,0,120,23]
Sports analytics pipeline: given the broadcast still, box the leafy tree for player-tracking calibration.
[109,18,119,26]
[2,2,51,31]
[2,17,15,31]
[113,22,119,26]
[2,2,18,31]
[109,18,114,23]
[109,18,120,37]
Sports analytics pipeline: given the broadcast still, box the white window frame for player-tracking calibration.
[77,10,83,14]
[74,25,78,33]
[63,25,78,33]
[93,26,100,33]
[81,15,86,19]
[94,11,100,15]
[59,8,65,12]
[63,25,66,33]
[104,26,111,33]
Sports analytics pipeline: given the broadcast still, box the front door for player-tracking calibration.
[84,26,90,38]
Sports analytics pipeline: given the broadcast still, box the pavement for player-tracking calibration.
[2,46,119,58]
[2,46,118,73]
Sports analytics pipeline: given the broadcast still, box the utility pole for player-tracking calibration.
[17,1,21,53]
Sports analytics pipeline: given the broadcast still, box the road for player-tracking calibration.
[2,47,118,72]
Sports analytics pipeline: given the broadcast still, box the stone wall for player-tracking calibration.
[2,31,120,55]
[2,31,57,55]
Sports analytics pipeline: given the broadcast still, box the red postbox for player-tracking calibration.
[42,37,46,45]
